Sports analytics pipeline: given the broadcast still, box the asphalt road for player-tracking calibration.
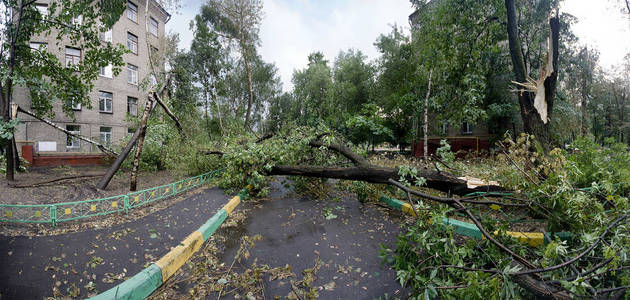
[0,186,230,299]
[173,179,412,299]
[1,179,411,299]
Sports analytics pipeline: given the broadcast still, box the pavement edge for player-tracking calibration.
[88,187,249,300]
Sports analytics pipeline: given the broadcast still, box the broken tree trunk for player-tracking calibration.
[17,106,119,157]
[266,140,503,196]
[267,164,502,196]
[97,96,157,190]
[129,94,156,191]
[154,91,183,134]
[505,0,560,151]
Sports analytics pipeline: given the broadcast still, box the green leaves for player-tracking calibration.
[0,118,20,140]
[3,0,127,119]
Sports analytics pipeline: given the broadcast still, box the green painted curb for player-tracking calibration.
[379,195,403,210]
[379,195,573,244]
[88,187,247,300]
[88,264,162,300]
[439,217,483,238]
[198,209,228,241]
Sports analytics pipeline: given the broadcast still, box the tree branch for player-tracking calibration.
[308,140,368,166]
[510,214,629,276]
[17,106,119,157]
[153,90,183,134]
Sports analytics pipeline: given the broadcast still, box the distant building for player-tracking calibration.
[408,6,494,156]
[14,0,169,165]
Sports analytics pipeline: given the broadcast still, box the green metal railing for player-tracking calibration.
[0,170,220,227]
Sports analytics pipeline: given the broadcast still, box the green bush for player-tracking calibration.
[119,123,177,172]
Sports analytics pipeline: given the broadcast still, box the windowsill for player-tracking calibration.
[128,82,138,86]
[127,17,138,24]
[98,74,112,79]
[99,111,113,114]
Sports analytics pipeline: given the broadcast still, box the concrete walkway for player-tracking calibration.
[0,186,230,299]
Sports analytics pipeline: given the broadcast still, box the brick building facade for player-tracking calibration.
[14,0,169,157]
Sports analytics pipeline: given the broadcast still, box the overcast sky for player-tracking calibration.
[167,0,630,91]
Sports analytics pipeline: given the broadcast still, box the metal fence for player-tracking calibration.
[0,170,219,227]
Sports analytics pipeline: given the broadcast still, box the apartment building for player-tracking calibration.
[14,0,169,158]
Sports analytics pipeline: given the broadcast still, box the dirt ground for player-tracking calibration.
[0,165,180,205]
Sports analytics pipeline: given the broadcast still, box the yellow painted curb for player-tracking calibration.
[499,231,545,247]
[401,203,418,217]
[155,231,204,282]
[223,196,240,215]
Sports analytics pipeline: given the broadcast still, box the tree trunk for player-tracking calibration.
[205,86,211,135]
[97,96,157,190]
[243,52,254,130]
[3,81,15,181]
[505,0,559,150]
[213,85,224,134]
[154,92,183,134]
[129,94,155,191]
[3,0,26,180]
[423,68,433,158]
[12,138,19,171]
[580,47,589,137]
[581,82,588,137]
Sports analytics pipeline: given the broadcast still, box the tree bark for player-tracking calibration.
[2,6,20,181]
[267,164,503,196]
[129,94,155,191]
[243,51,254,130]
[154,91,183,134]
[97,96,157,190]
[505,0,559,150]
[423,69,433,158]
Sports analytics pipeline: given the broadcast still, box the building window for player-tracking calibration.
[99,91,113,113]
[35,4,47,16]
[29,42,47,51]
[71,101,81,110]
[103,28,112,42]
[127,127,135,135]
[127,97,138,116]
[100,127,112,146]
[127,64,138,85]
[99,64,113,78]
[127,1,137,22]
[441,122,448,135]
[127,32,138,54]
[66,125,80,148]
[149,17,158,36]
[461,121,473,134]
[65,47,81,67]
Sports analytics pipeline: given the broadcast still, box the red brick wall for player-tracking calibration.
[412,138,490,157]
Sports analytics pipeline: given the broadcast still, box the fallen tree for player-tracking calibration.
[97,79,181,191]
[201,129,629,299]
